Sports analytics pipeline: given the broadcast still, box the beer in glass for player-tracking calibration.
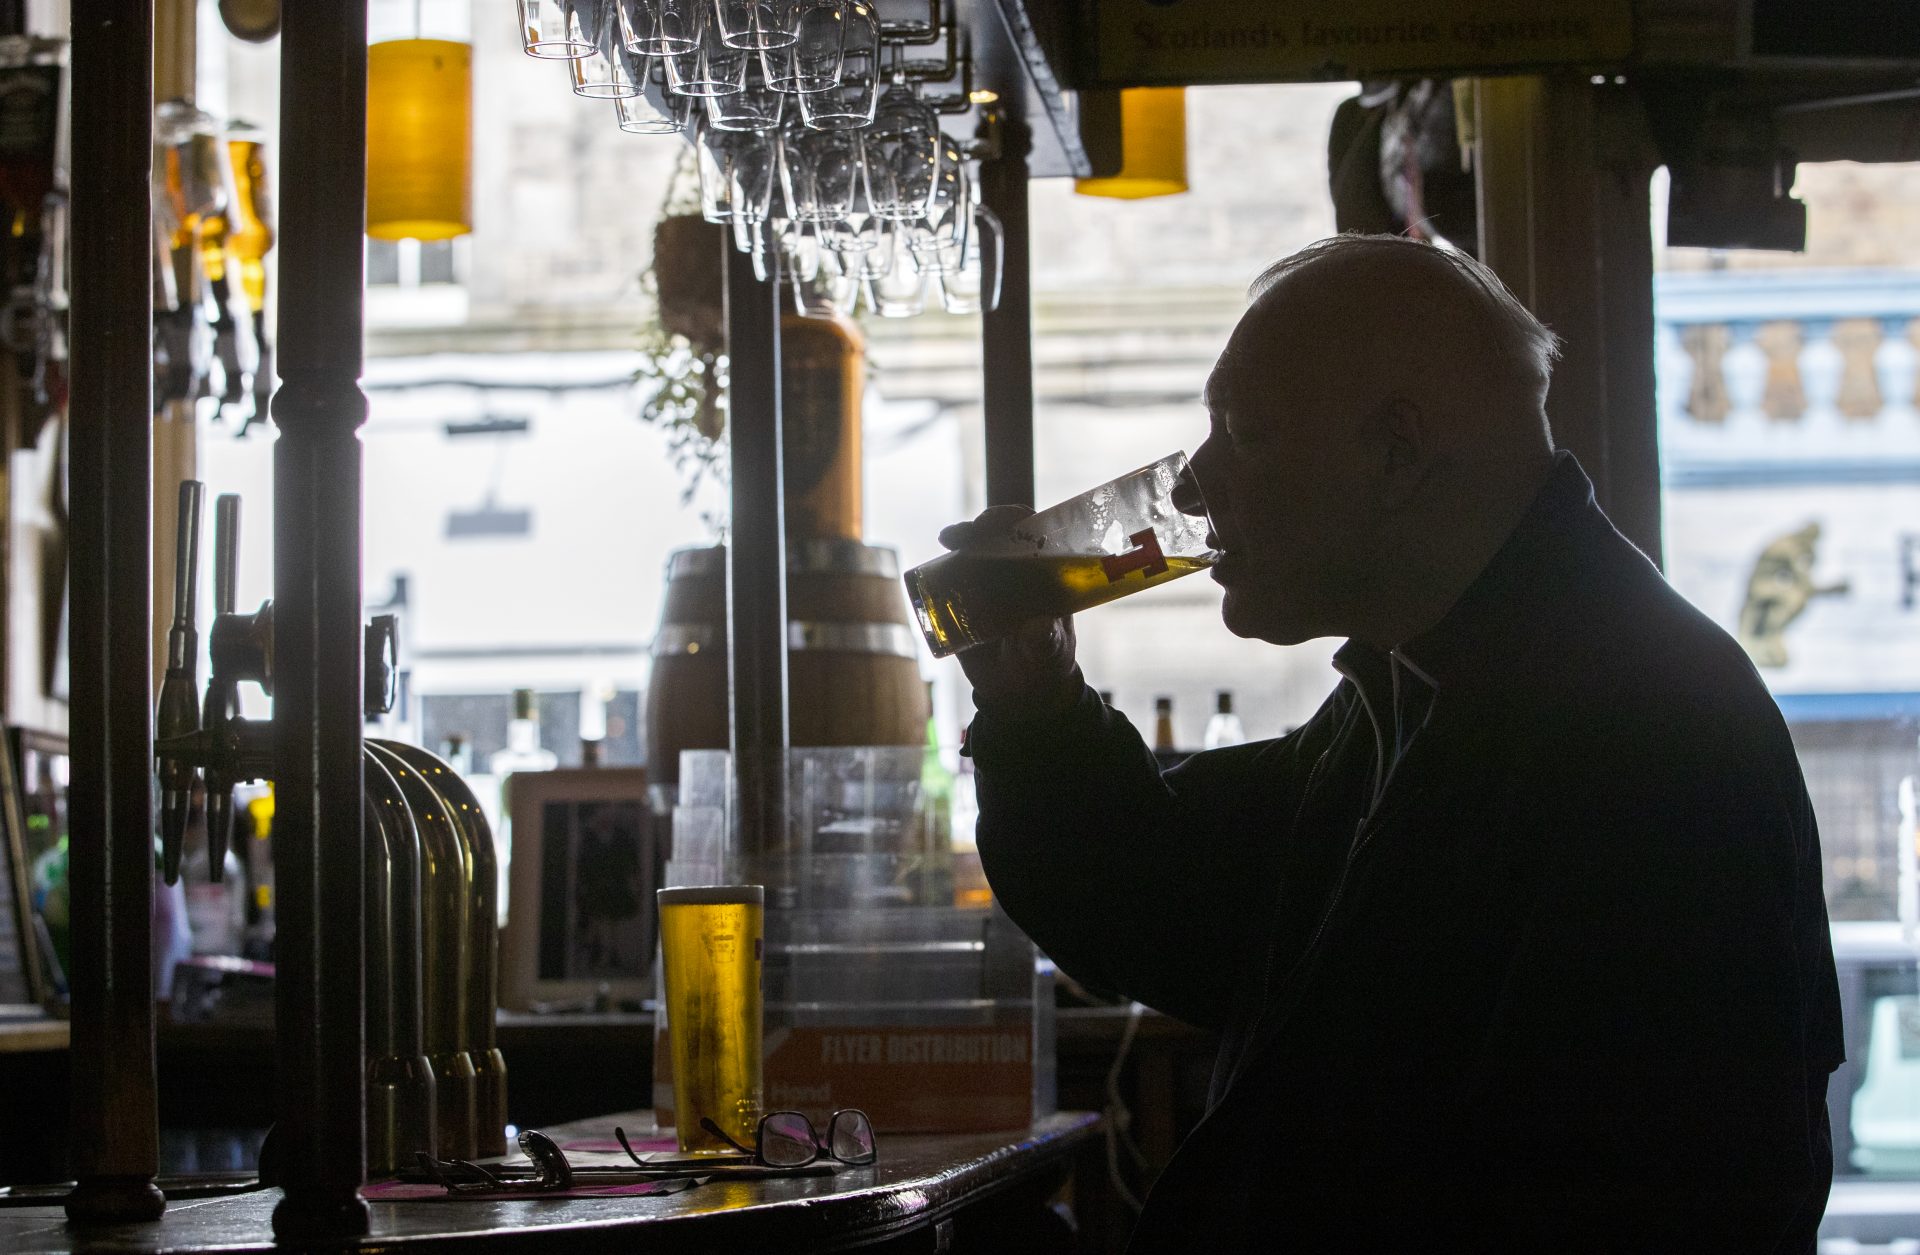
[657,885,765,1153]
[904,451,1217,658]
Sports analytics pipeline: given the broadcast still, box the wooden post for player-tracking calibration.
[63,0,163,1223]
[271,0,371,1240]
[1474,75,1663,565]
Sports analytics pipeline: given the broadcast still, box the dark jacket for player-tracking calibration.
[968,455,1844,1252]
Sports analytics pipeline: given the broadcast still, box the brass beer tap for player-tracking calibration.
[152,480,504,1171]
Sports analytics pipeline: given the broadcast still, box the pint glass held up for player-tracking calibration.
[904,451,1217,658]
[657,885,765,1154]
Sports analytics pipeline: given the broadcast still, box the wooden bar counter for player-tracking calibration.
[0,1110,1099,1253]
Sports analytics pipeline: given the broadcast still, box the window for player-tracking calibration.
[1653,161,1920,1222]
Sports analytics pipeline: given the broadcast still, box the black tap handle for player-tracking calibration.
[156,479,205,884]
[364,614,399,719]
[214,494,239,616]
[202,493,244,875]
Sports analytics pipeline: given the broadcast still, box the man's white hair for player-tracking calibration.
[1249,233,1561,403]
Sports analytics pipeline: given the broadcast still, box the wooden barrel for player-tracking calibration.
[645,540,929,790]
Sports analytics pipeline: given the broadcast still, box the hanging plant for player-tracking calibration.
[636,149,729,505]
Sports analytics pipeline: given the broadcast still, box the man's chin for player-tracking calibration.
[1220,589,1314,646]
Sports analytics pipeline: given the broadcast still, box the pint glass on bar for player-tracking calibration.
[657,885,765,1153]
[904,451,1217,658]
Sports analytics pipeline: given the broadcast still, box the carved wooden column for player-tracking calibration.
[271,0,370,1240]
[64,0,164,1224]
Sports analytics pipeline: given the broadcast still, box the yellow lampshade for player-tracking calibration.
[367,39,472,241]
[1075,87,1188,200]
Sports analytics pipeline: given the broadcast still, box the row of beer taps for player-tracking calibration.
[154,481,506,1172]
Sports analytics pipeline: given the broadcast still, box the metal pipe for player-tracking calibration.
[63,0,163,1224]
[723,241,789,873]
[362,751,437,1178]
[271,0,371,1240]
[978,115,1036,510]
[376,738,507,1157]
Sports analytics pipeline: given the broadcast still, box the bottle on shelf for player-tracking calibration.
[489,688,559,779]
[919,683,957,906]
[1153,696,1176,754]
[182,788,245,958]
[489,689,558,929]
[440,732,473,775]
[1203,690,1247,750]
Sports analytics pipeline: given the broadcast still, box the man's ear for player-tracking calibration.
[1370,396,1428,509]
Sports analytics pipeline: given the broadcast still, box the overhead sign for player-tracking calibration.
[1084,0,1633,86]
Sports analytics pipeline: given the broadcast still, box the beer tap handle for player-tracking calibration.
[156,479,205,885]
[213,493,239,618]
[202,493,242,876]
[365,614,398,720]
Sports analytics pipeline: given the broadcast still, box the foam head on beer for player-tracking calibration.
[657,885,766,1154]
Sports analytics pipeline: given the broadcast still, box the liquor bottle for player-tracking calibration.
[919,682,956,906]
[1203,690,1247,750]
[1153,697,1176,753]
[440,733,473,775]
[489,689,557,928]
[183,828,245,957]
[489,688,559,778]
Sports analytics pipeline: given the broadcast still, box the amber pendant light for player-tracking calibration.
[1075,87,1189,200]
[366,11,473,243]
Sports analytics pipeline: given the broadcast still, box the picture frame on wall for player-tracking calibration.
[499,766,657,1012]
[0,727,57,1010]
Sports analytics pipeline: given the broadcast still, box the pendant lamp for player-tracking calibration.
[1075,87,1189,200]
[367,38,473,241]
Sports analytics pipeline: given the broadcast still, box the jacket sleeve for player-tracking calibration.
[967,674,1315,1032]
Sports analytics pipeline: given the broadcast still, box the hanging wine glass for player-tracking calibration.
[617,0,700,55]
[863,76,941,222]
[571,8,648,98]
[764,0,846,94]
[519,0,599,58]
[712,0,801,51]
[706,64,785,131]
[664,4,750,96]
[779,121,866,223]
[795,3,878,130]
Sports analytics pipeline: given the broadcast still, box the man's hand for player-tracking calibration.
[938,505,1080,714]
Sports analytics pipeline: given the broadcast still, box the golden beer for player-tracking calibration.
[657,885,765,1154]
[907,550,1216,658]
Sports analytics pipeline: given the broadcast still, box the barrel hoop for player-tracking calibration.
[665,541,901,580]
[652,621,919,660]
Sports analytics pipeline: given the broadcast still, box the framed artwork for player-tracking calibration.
[0,727,57,1008]
[499,767,657,1012]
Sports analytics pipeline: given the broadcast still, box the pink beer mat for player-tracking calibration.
[363,1179,691,1202]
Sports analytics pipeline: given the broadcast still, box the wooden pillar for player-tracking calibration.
[978,115,1035,510]
[1474,75,1663,566]
[271,0,370,1240]
[723,239,789,869]
[63,0,163,1222]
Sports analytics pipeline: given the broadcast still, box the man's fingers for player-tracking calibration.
[938,504,1037,553]
[973,504,1035,530]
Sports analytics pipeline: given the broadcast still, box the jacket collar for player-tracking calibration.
[1351,451,1618,696]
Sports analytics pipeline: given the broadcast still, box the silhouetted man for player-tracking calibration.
[946,235,1842,1252]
